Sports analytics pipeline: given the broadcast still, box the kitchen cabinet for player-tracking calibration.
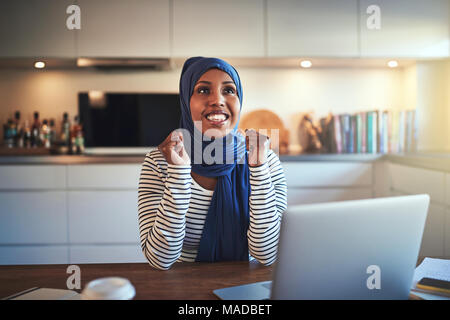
[172,0,265,57]
[393,188,445,257]
[0,163,144,265]
[359,0,450,58]
[0,191,67,244]
[69,245,146,264]
[67,164,141,189]
[1,158,449,265]
[287,187,372,206]
[388,163,448,257]
[0,0,76,58]
[282,161,373,206]
[282,162,372,187]
[68,191,140,244]
[267,0,359,57]
[388,163,445,204]
[419,203,445,257]
[0,246,68,265]
[77,0,170,57]
[0,165,66,190]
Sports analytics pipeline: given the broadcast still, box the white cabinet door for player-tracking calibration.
[67,164,141,189]
[68,191,140,244]
[0,0,76,58]
[287,187,373,206]
[0,165,66,190]
[419,203,445,257]
[391,189,445,257]
[359,0,450,58]
[0,191,67,244]
[267,0,358,57]
[77,0,170,57]
[172,0,265,57]
[282,162,372,188]
[388,163,445,204]
[0,246,68,265]
[70,244,146,264]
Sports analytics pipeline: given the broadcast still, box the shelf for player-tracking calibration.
[0,147,51,156]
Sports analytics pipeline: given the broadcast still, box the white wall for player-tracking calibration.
[415,59,450,152]
[0,65,406,150]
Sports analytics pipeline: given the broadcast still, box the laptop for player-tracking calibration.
[213,194,430,300]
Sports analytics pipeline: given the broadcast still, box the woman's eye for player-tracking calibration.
[197,87,209,94]
[224,87,235,94]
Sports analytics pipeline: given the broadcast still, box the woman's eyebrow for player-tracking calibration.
[195,81,235,85]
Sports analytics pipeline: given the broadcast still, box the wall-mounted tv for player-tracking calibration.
[79,92,181,150]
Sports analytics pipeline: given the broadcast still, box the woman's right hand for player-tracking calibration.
[158,130,191,165]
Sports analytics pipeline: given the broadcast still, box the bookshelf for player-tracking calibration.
[317,109,417,155]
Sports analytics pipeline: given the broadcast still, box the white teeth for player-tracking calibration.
[206,114,227,121]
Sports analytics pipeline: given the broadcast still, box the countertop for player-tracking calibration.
[0,152,383,165]
[0,151,449,173]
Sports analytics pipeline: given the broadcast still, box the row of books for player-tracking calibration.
[318,110,417,154]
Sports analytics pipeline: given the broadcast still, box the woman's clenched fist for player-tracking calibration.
[244,129,270,167]
[158,130,191,165]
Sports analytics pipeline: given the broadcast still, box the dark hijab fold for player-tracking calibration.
[179,57,250,262]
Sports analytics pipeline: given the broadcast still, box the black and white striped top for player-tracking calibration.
[138,148,288,270]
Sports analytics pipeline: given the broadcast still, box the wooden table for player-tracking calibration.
[0,261,272,300]
[0,259,431,300]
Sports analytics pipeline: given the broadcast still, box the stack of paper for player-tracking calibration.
[410,257,450,300]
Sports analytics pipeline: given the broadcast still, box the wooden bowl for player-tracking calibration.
[238,109,290,155]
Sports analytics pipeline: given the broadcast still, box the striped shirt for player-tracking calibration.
[138,148,288,270]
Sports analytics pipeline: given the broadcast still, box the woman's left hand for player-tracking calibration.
[244,129,270,167]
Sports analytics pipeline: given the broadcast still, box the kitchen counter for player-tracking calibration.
[0,153,383,165]
[0,152,449,173]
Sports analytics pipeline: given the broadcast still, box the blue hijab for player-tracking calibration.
[179,57,250,262]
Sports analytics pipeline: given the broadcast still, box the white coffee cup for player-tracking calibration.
[81,277,136,300]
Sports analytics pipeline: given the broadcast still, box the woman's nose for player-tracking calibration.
[208,89,225,107]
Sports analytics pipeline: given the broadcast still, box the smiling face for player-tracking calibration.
[190,68,241,139]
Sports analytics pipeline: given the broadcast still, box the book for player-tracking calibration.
[378,110,384,153]
[367,112,373,153]
[410,258,450,300]
[372,111,378,154]
[340,114,351,153]
[361,112,367,153]
[333,114,342,154]
[349,115,356,153]
[356,113,362,153]
[2,287,80,300]
[318,109,416,155]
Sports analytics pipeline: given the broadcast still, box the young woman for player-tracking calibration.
[138,57,287,270]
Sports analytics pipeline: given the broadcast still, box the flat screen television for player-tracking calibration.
[79,92,181,154]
